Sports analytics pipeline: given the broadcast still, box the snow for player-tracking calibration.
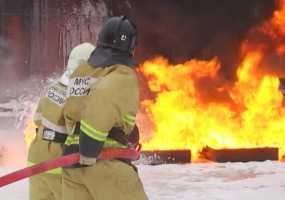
[140,162,285,200]
[1,161,285,200]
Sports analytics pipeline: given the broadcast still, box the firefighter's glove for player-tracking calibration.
[80,154,97,166]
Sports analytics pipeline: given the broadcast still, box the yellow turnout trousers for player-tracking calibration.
[28,133,63,200]
[62,160,148,200]
[29,173,62,200]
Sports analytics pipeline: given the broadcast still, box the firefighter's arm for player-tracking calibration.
[33,99,43,128]
[79,84,118,165]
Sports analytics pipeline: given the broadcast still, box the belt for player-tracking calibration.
[42,128,67,143]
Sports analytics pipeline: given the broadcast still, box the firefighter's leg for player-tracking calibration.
[62,168,93,200]
[82,160,148,200]
[28,133,63,200]
[30,174,55,200]
[46,173,62,200]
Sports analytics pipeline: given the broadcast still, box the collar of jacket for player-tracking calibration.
[88,46,135,68]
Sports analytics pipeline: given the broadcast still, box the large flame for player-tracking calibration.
[139,1,285,160]
[139,56,285,159]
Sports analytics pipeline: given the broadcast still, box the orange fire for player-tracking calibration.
[139,0,285,160]
[24,119,36,148]
[264,0,285,38]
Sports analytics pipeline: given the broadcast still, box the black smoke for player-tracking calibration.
[107,0,277,80]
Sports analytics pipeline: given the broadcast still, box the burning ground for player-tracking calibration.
[137,0,285,160]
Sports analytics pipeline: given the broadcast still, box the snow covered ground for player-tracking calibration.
[1,161,285,200]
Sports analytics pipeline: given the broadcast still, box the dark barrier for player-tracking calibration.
[201,146,279,163]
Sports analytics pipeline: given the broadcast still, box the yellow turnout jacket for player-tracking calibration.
[63,61,139,163]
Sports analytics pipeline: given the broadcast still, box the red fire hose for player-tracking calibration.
[0,148,140,188]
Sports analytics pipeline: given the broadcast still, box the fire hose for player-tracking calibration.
[0,148,140,188]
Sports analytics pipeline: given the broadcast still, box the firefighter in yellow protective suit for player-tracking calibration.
[28,42,95,200]
[62,16,148,200]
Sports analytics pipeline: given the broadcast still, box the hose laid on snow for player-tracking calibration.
[0,148,140,188]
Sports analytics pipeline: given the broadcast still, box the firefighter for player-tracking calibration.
[28,42,95,200]
[62,16,148,200]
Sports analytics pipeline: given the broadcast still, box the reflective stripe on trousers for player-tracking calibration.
[27,161,63,175]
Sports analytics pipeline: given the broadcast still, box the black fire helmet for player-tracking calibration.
[97,16,137,55]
